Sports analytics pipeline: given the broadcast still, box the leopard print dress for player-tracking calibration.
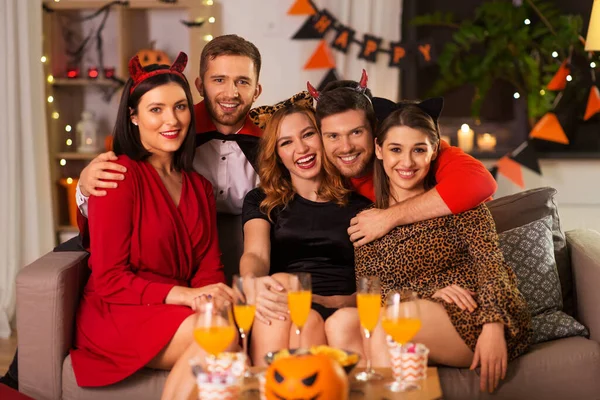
[355,204,531,360]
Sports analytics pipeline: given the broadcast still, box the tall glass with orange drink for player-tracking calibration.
[232,274,257,377]
[382,290,422,393]
[288,273,312,346]
[355,276,383,382]
[193,300,236,357]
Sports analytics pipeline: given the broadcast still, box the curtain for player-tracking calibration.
[0,0,54,338]
[321,0,402,101]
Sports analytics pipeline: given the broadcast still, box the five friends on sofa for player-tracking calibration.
[1,34,530,396]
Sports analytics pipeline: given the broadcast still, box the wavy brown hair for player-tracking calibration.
[258,104,350,221]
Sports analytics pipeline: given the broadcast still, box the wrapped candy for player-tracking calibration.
[387,338,429,382]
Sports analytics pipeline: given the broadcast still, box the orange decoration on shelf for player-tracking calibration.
[529,113,570,144]
[546,60,571,91]
[264,354,348,400]
[584,86,600,121]
[136,42,171,67]
[303,40,336,70]
[59,178,80,227]
[105,135,114,151]
[287,0,316,15]
[496,156,525,189]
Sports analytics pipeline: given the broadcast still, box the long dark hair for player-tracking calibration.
[374,102,440,209]
[113,64,196,171]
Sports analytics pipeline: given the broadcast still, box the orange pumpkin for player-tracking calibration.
[265,354,349,400]
[136,46,171,67]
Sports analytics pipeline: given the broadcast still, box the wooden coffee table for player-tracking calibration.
[190,367,442,399]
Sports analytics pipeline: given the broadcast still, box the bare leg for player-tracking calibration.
[251,316,293,367]
[148,313,197,370]
[325,308,366,366]
[289,310,327,349]
[370,299,473,368]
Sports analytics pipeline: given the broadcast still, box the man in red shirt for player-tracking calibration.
[313,76,497,247]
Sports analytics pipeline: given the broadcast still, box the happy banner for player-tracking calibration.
[288,0,435,68]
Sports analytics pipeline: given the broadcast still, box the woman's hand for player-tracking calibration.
[432,285,477,312]
[166,284,235,308]
[254,276,288,325]
[470,322,508,393]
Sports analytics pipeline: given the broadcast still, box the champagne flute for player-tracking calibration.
[381,290,422,392]
[355,276,383,381]
[232,275,256,376]
[287,273,312,347]
[193,300,237,360]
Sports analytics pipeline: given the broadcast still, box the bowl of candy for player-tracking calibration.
[265,345,360,374]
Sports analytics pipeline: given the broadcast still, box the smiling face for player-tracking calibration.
[320,109,374,178]
[196,54,262,134]
[131,82,191,158]
[276,112,323,185]
[375,125,437,201]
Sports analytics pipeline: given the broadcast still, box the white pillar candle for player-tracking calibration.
[457,124,474,153]
[477,133,497,151]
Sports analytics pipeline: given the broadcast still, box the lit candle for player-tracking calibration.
[457,124,474,153]
[477,133,497,152]
[440,135,451,145]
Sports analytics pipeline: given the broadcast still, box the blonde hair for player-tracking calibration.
[257,104,350,221]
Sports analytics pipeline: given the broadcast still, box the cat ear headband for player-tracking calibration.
[306,69,371,104]
[128,51,188,94]
[372,96,444,126]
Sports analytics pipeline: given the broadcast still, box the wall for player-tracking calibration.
[218,0,402,107]
[482,159,600,233]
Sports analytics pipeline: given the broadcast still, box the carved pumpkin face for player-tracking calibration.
[136,49,171,67]
[265,354,348,400]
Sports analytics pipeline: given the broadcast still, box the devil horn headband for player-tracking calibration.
[129,51,188,94]
[306,69,370,102]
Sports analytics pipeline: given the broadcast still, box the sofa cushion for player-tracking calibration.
[438,336,600,400]
[62,355,168,400]
[498,216,587,344]
[487,187,574,316]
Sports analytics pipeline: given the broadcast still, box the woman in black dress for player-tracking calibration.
[240,104,371,365]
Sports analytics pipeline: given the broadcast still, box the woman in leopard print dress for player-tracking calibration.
[351,98,531,393]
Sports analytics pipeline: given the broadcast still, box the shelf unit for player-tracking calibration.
[42,0,221,242]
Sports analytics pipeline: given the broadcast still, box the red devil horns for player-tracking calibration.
[358,69,368,91]
[307,81,321,101]
[129,51,188,94]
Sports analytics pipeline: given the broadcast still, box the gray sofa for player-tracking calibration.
[15,188,600,399]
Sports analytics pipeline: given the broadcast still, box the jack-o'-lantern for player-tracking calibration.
[265,354,348,400]
[136,43,171,67]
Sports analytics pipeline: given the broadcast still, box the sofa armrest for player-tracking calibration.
[16,251,89,400]
[566,229,600,343]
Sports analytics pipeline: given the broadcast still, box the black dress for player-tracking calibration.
[242,188,372,319]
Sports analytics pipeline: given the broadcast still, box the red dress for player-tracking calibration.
[70,156,225,387]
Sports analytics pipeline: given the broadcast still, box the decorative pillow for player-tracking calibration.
[498,216,588,344]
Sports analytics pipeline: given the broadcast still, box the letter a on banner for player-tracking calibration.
[331,26,355,54]
[358,34,382,63]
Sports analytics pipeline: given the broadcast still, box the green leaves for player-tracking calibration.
[411,0,584,122]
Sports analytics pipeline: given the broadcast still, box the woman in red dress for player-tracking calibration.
[70,52,236,387]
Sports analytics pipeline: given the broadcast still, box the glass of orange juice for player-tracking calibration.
[287,273,312,347]
[355,276,383,381]
[382,290,422,392]
[232,275,256,376]
[193,300,237,359]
